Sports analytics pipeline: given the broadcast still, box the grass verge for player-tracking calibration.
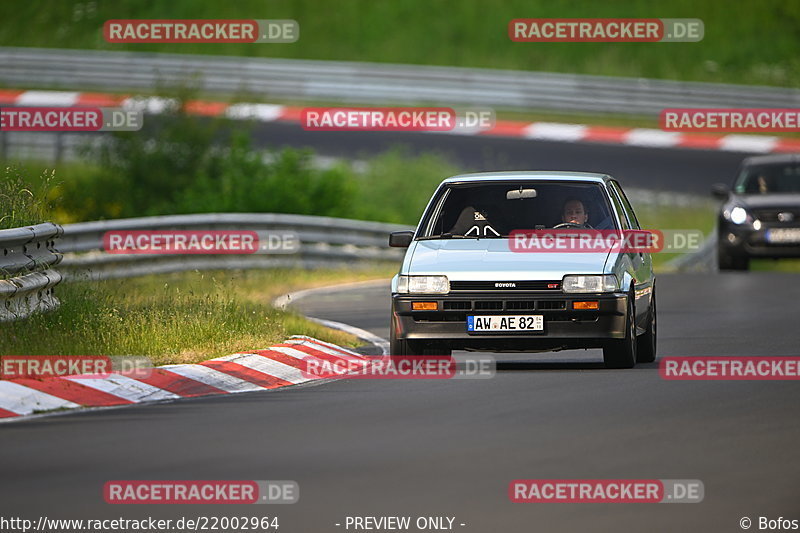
[1,0,798,88]
[636,203,716,271]
[0,266,396,364]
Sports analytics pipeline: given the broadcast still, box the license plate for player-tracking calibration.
[467,315,544,332]
[766,228,800,243]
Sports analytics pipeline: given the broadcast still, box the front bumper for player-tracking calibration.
[720,223,800,258]
[392,292,628,351]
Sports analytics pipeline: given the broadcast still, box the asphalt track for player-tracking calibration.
[1,273,799,532]
[248,122,749,195]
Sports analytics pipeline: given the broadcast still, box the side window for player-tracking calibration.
[610,181,640,230]
[606,183,631,230]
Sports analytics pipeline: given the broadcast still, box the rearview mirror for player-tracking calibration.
[507,188,537,200]
[389,231,414,247]
[711,183,730,200]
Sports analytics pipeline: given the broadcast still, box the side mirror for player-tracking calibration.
[711,183,730,200]
[389,231,414,247]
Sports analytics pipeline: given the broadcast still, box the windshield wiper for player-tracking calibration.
[418,233,476,240]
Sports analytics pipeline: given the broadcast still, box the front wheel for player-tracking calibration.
[636,290,657,363]
[603,294,637,369]
[389,312,411,355]
[718,247,749,271]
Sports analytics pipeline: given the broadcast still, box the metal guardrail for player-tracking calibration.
[2,47,799,116]
[666,229,718,273]
[0,222,63,321]
[59,213,410,281]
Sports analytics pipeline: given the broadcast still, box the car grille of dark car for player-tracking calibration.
[443,300,566,311]
[449,280,561,291]
[752,208,800,223]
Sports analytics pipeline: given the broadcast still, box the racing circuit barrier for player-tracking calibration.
[2,47,799,117]
[0,222,63,321]
[56,213,410,281]
[0,213,716,322]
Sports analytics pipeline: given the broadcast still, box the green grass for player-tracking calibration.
[751,258,800,272]
[0,0,798,88]
[0,166,57,229]
[636,203,716,270]
[0,267,396,363]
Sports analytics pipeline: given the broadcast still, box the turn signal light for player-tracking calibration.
[573,301,599,310]
[412,301,438,311]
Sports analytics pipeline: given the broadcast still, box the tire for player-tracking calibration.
[636,289,657,363]
[389,312,412,355]
[718,246,749,271]
[603,293,637,369]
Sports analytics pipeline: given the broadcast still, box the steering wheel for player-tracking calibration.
[553,222,585,229]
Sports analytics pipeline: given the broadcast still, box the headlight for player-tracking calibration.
[397,275,450,294]
[562,274,617,293]
[729,206,748,225]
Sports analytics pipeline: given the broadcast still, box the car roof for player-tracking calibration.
[743,154,800,166]
[440,171,611,185]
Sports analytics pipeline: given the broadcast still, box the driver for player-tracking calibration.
[559,198,592,228]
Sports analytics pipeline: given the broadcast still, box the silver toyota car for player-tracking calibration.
[388,171,656,369]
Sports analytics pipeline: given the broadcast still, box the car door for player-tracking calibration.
[608,180,654,332]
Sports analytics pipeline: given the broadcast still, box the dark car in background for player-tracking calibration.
[713,154,800,270]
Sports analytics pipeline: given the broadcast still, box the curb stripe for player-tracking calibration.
[15,90,78,106]
[134,367,228,397]
[0,89,25,103]
[271,344,361,366]
[582,126,629,143]
[281,341,365,361]
[201,360,294,389]
[0,381,80,415]
[1,89,797,154]
[252,349,316,371]
[65,375,180,402]
[283,337,366,358]
[0,337,370,421]
[10,377,133,407]
[75,92,125,106]
[290,337,367,358]
[160,364,268,393]
[216,353,310,385]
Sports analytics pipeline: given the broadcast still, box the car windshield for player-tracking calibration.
[734,163,800,194]
[419,181,617,239]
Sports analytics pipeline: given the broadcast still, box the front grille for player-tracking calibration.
[441,300,567,311]
[752,209,800,223]
[443,301,472,310]
[538,300,567,310]
[505,300,537,310]
[449,280,561,291]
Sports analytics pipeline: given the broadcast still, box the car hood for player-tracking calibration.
[736,194,800,209]
[407,239,612,280]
